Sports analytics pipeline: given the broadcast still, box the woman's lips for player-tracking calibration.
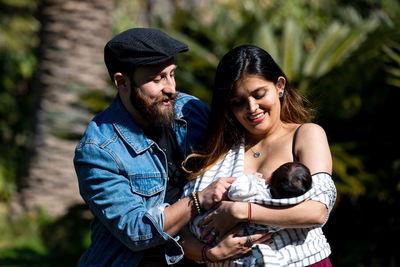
[248,112,266,123]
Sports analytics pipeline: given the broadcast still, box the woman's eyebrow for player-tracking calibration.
[230,86,268,98]
[251,86,268,92]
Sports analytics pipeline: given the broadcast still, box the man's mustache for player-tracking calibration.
[154,93,177,104]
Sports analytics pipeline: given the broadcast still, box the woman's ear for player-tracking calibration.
[113,72,129,92]
[276,76,286,91]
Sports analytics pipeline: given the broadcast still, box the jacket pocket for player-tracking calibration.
[129,173,164,196]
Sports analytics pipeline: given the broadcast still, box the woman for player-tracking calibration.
[181,45,336,266]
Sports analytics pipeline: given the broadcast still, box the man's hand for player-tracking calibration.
[197,177,236,211]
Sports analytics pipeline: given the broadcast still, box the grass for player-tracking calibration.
[0,203,91,266]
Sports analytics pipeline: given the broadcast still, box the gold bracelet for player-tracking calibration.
[248,202,252,223]
[191,191,201,214]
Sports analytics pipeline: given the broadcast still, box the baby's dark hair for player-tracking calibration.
[269,162,312,199]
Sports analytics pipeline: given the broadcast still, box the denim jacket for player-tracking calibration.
[74,92,209,266]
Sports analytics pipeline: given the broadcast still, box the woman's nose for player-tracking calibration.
[248,97,259,112]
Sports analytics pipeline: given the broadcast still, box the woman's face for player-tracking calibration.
[229,74,285,138]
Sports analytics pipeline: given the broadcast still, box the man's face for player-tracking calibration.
[129,60,177,129]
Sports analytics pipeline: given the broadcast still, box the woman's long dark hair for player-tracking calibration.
[183,45,312,179]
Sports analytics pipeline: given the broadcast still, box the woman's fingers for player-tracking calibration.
[209,226,273,262]
[245,232,273,247]
[251,232,272,243]
[254,232,273,245]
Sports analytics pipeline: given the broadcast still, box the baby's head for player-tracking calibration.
[269,162,312,199]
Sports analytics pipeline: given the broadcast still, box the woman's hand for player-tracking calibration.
[206,226,273,262]
[197,177,236,211]
[200,201,248,241]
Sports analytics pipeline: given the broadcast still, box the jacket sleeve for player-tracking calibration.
[74,142,182,254]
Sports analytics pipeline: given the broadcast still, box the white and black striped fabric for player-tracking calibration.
[182,140,336,266]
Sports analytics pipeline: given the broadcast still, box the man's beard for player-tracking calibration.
[130,86,177,129]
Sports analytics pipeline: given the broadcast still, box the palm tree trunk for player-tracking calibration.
[12,0,116,217]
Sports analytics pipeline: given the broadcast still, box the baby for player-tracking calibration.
[229,161,312,201]
[189,162,313,266]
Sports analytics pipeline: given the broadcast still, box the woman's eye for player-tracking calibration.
[253,89,266,99]
[230,99,245,107]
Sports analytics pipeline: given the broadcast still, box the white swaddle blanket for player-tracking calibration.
[228,173,271,201]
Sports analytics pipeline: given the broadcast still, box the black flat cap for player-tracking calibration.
[104,28,188,79]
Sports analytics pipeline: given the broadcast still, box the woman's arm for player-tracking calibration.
[240,200,327,228]
[200,199,326,239]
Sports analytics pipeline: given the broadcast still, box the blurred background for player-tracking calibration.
[0,0,399,266]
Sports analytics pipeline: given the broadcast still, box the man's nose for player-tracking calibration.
[162,76,176,94]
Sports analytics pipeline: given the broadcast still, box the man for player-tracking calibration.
[74,28,233,266]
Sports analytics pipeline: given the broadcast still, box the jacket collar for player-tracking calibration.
[109,94,184,154]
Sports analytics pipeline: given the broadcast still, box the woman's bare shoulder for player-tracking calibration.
[298,123,327,139]
[296,123,332,174]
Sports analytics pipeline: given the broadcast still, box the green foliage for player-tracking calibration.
[331,143,374,196]
[76,86,117,114]
[1,0,399,265]
[0,207,51,265]
[48,82,117,141]
[382,41,400,87]
[40,205,92,264]
[0,0,40,200]
[302,19,377,80]
[0,205,91,266]
[112,1,138,35]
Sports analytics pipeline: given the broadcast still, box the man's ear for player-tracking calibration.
[113,72,129,92]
